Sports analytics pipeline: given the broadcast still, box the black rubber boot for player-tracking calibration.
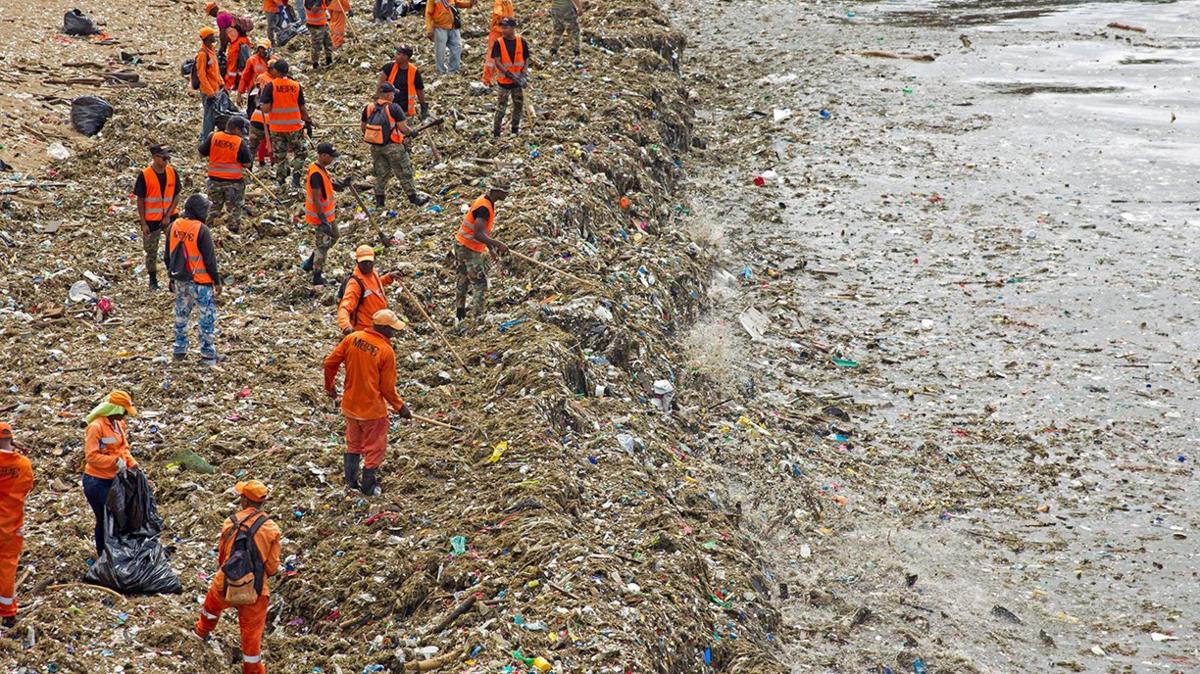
[343,453,361,490]
[361,468,380,496]
[313,270,326,286]
[375,194,385,208]
[455,307,467,322]
[301,254,314,272]
[149,272,159,290]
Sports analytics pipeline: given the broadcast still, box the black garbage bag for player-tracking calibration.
[212,90,244,133]
[83,470,182,595]
[275,21,307,48]
[70,96,113,137]
[63,9,100,36]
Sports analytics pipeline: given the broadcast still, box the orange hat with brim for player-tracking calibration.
[200,26,217,39]
[372,309,406,331]
[205,2,218,13]
[235,480,270,502]
[354,245,375,262]
[108,390,137,417]
[0,423,12,440]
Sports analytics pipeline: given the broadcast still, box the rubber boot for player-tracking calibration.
[149,271,159,290]
[343,453,361,491]
[301,254,314,272]
[361,468,380,496]
[313,270,326,286]
[375,193,385,208]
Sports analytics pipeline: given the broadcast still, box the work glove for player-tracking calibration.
[398,403,412,420]
[419,102,429,120]
[116,458,127,474]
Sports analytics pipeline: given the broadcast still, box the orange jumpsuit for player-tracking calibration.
[328,0,351,48]
[323,329,405,468]
[0,450,32,619]
[336,269,395,334]
[481,0,514,85]
[194,507,282,674]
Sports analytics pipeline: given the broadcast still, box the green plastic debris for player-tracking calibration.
[168,448,215,474]
[832,358,859,369]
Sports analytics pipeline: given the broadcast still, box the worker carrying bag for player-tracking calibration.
[221,510,268,605]
[362,104,392,145]
[83,470,182,595]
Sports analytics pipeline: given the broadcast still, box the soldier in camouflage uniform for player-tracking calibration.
[453,181,510,325]
[549,0,583,62]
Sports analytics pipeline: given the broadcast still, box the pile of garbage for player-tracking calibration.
[0,1,789,672]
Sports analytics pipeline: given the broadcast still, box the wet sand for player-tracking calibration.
[675,0,1198,671]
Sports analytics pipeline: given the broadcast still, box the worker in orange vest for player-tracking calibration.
[165,195,223,366]
[224,25,252,91]
[304,0,334,69]
[338,245,396,335]
[0,422,33,631]
[196,27,225,142]
[362,83,427,209]
[324,309,411,495]
[134,144,180,290]
[454,180,510,325]
[82,391,139,557]
[481,0,513,86]
[299,143,342,285]
[258,60,314,189]
[425,0,474,74]
[378,45,428,120]
[236,39,272,110]
[490,17,532,137]
[199,116,253,234]
[193,479,281,674]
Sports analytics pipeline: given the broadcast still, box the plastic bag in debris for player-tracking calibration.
[62,8,100,36]
[70,96,114,137]
[212,90,243,133]
[83,470,182,595]
[274,21,308,48]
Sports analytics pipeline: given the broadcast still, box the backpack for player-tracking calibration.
[362,103,392,145]
[232,14,255,36]
[182,59,200,90]
[337,275,366,327]
[221,510,269,606]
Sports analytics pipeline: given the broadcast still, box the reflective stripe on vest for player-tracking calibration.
[207,131,246,180]
[169,219,215,285]
[307,0,329,25]
[243,654,263,663]
[497,37,526,86]
[0,595,13,605]
[305,163,336,225]
[456,195,494,253]
[267,79,304,132]
[141,165,177,221]
[388,63,419,117]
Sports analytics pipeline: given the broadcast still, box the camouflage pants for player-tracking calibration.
[550,9,580,56]
[371,143,415,199]
[249,125,267,163]
[174,281,217,361]
[454,243,489,316]
[494,87,524,134]
[207,179,245,232]
[313,220,340,273]
[142,222,164,276]
[270,130,307,185]
[310,25,333,64]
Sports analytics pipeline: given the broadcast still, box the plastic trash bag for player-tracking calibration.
[275,21,308,48]
[212,91,244,133]
[83,470,182,595]
[70,96,114,137]
[63,8,100,36]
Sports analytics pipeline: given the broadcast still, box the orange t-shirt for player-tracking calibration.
[210,507,282,595]
[84,417,138,480]
[0,451,33,538]
[323,329,405,420]
[336,270,394,334]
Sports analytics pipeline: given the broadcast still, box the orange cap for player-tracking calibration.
[108,390,137,417]
[235,480,270,502]
[205,2,218,13]
[256,39,272,50]
[199,26,217,39]
[0,422,12,440]
[354,245,375,262]
[372,309,406,331]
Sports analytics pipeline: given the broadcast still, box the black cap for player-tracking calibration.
[396,45,414,56]
[377,82,397,95]
[317,142,338,157]
[149,144,171,158]
[225,116,248,132]
[271,59,289,75]
[499,17,517,27]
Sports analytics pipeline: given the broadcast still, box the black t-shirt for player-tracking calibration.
[379,63,424,112]
[490,37,530,89]
[133,168,176,226]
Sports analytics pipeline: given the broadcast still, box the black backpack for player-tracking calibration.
[221,510,268,605]
[336,275,366,327]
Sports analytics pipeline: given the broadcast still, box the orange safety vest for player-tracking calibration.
[168,218,216,285]
[250,108,266,126]
[387,63,418,117]
[267,78,304,132]
[362,101,405,145]
[140,165,177,222]
[207,131,246,180]
[496,37,526,86]
[456,195,494,253]
[226,36,250,80]
[305,163,336,226]
[306,0,330,26]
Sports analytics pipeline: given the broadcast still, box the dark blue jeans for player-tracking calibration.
[82,474,113,556]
